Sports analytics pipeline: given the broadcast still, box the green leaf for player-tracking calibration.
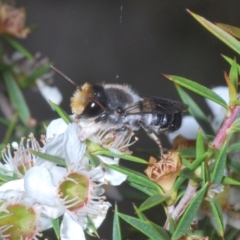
[85,152,100,167]
[138,194,169,212]
[176,85,215,135]
[106,164,162,194]
[177,147,196,158]
[225,227,239,240]
[51,218,60,240]
[196,130,206,157]
[86,216,99,237]
[113,204,122,240]
[164,75,228,109]
[172,183,208,240]
[168,218,175,235]
[21,65,51,88]
[211,141,227,184]
[3,71,30,126]
[179,168,201,182]
[93,150,147,164]
[229,58,238,91]
[128,182,160,196]
[133,203,147,221]
[50,101,72,124]
[222,54,240,72]
[117,213,168,240]
[0,167,18,183]
[0,144,5,160]
[201,160,208,186]
[3,36,33,59]
[222,176,240,186]
[188,10,240,55]
[148,222,170,240]
[2,112,18,144]
[30,150,66,166]
[229,159,240,175]
[208,198,224,237]
[228,142,240,153]
[181,158,192,169]
[216,23,240,39]
[190,152,208,170]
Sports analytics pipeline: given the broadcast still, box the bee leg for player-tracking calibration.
[113,124,130,133]
[138,120,163,158]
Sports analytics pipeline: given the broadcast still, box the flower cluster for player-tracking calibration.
[0,118,130,239]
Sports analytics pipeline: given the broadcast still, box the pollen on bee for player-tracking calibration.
[70,82,93,115]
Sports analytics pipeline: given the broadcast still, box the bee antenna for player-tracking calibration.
[50,65,82,90]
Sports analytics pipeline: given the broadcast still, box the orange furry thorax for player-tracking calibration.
[70,82,93,115]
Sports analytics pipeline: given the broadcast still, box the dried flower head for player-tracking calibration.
[0,2,30,38]
[145,152,181,192]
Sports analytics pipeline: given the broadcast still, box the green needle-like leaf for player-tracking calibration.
[128,182,160,196]
[222,54,240,72]
[216,23,240,39]
[113,204,122,240]
[188,10,240,55]
[118,213,169,240]
[2,112,18,144]
[86,216,99,238]
[228,159,240,176]
[196,129,205,157]
[177,85,215,135]
[222,176,240,186]
[172,183,208,240]
[51,218,60,240]
[3,71,30,126]
[138,194,169,212]
[133,203,147,221]
[163,75,228,109]
[21,65,51,88]
[93,150,147,164]
[3,36,33,59]
[30,150,66,166]
[211,141,227,184]
[50,101,72,124]
[229,58,238,91]
[107,164,161,194]
[179,168,201,182]
[208,198,224,237]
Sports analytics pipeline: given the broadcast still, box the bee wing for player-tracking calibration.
[125,96,188,115]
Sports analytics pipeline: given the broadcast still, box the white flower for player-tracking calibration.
[1,133,41,178]
[0,189,51,239]
[24,156,110,239]
[45,120,127,185]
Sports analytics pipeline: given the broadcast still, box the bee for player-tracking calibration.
[51,66,188,156]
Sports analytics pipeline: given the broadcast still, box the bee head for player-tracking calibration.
[50,65,107,119]
[71,83,108,119]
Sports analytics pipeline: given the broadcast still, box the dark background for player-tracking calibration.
[1,1,240,239]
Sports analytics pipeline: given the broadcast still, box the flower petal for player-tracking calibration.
[90,202,111,229]
[36,79,63,105]
[97,156,127,185]
[24,166,58,207]
[63,123,86,167]
[0,179,24,192]
[42,130,65,158]
[46,118,69,139]
[60,212,85,240]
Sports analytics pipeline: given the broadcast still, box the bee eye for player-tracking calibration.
[81,101,104,118]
